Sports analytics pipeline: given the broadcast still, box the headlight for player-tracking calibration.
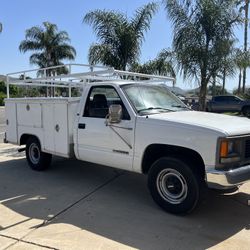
[219,139,241,164]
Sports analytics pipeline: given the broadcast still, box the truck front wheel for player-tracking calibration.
[148,157,201,214]
[26,137,52,171]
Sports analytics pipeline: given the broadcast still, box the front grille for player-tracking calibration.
[245,140,250,159]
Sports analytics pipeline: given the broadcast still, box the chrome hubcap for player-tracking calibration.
[29,143,40,164]
[156,168,188,204]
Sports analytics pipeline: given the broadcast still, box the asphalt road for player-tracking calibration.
[0,143,250,250]
[0,107,5,142]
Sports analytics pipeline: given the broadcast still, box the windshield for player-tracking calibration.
[122,84,189,115]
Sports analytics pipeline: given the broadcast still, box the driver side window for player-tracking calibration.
[83,86,130,120]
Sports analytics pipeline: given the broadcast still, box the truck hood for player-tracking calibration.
[148,111,250,136]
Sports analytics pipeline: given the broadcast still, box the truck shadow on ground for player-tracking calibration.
[0,156,249,250]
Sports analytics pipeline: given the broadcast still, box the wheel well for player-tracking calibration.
[20,134,40,146]
[242,105,250,111]
[142,144,205,179]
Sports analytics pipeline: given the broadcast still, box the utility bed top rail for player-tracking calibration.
[6,63,175,98]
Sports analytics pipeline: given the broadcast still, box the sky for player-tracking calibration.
[0,0,247,91]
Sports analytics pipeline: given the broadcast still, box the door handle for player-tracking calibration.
[78,123,86,129]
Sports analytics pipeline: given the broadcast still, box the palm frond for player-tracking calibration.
[43,22,58,34]
[53,31,71,44]
[130,48,176,78]
[83,10,126,45]
[53,44,76,60]
[25,26,44,41]
[19,40,43,52]
[88,43,120,68]
[30,53,47,66]
[131,2,158,43]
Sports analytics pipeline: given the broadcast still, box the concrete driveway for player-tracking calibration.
[0,143,249,250]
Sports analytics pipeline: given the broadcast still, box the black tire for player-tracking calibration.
[26,137,52,171]
[242,106,250,117]
[148,157,201,215]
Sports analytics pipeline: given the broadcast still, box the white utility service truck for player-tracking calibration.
[4,64,250,214]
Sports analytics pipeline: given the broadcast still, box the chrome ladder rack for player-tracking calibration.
[6,63,175,98]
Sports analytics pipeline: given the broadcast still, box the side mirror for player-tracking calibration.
[108,104,122,124]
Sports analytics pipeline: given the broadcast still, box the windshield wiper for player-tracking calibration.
[138,107,173,113]
[171,104,190,109]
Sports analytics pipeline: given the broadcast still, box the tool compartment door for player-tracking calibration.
[17,103,42,127]
[43,102,69,156]
[5,102,17,143]
[43,103,55,152]
[54,103,69,156]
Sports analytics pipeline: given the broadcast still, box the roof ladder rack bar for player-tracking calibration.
[6,63,175,98]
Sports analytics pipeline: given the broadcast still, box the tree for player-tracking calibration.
[83,2,158,70]
[0,81,18,105]
[219,40,237,94]
[164,0,240,110]
[19,22,76,76]
[241,0,249,93]
[234,48,250,93]
[130,49,176,85]
[0,22,2,33]
[208,84,228,96]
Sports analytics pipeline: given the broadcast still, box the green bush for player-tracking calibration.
[0,92,6,106]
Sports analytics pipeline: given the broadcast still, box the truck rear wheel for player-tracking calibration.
[26,137,52,171]
[148,157,201,215]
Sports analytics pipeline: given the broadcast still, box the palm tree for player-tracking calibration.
[19,22,76,76]
[235,48,250,93]
[221,60,235,94]
[242,0,249,93]
[164,0,240,110]
[220,40,237,94]
[83,2,158,71]
[130,49,176,85]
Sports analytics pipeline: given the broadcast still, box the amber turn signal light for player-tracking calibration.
[220,141,228,158]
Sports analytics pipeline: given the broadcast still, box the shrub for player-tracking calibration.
[0,92,6,106]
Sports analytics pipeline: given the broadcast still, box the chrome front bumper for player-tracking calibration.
[206,165,250,189]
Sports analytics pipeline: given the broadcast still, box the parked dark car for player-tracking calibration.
[207,95,250,117]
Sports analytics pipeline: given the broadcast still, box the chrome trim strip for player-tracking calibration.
[112,150,129,155]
